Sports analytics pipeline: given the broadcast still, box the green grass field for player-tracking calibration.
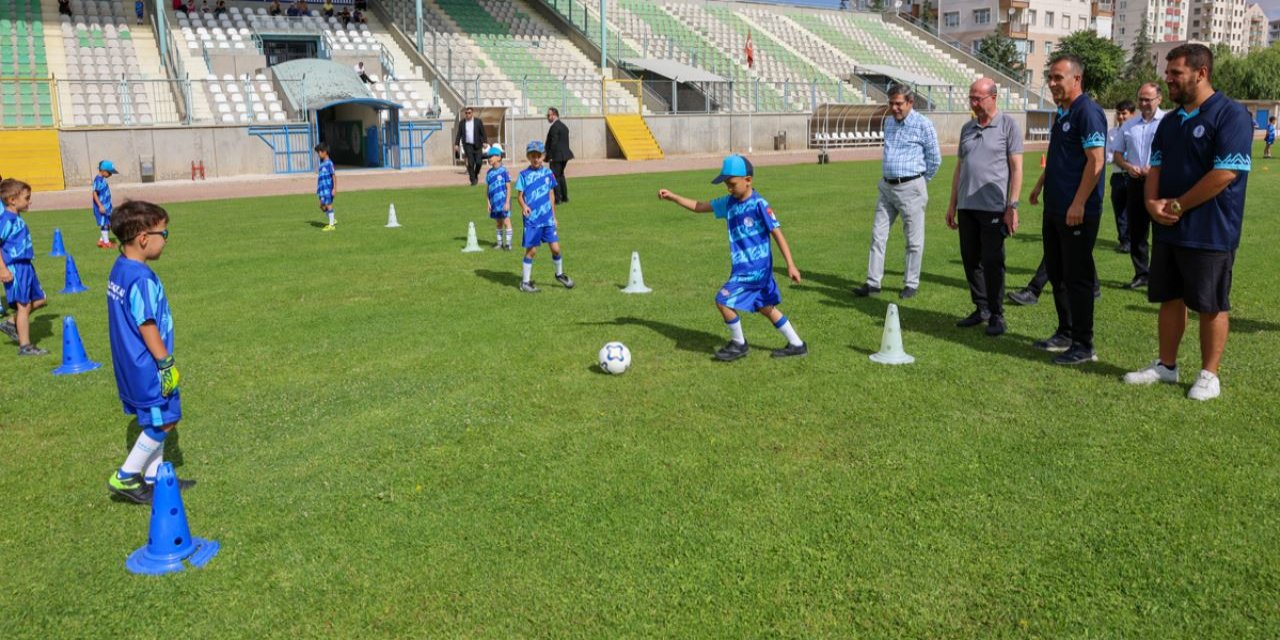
[3,149,1279,637]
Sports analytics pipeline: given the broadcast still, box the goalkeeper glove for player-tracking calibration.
[157,355,181,397]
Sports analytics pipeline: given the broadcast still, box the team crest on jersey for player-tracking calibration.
[743,216,754,228]
[1193,125,1205,138]
[1062,122,1071,132]
[720,288,731,297]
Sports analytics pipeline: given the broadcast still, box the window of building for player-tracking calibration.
[974,8,991,25]
[944,11,960,27]
[1046,12,1055,28]
[1045,41,1054,54]
[1028,9,1037,24]
[1028,40,1035,54]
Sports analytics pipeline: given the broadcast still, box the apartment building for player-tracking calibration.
[938,0,1115,84]
[1187,0,1268,54]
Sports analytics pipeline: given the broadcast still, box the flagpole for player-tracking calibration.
[746,31,753,153]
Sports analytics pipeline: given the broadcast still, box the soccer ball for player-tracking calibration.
[598,342,631,375]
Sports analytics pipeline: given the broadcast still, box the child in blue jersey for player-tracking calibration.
[1265,116,1276,159]
[0,179,49,356]
[516,140,573,292]
[658,155,807,361]
[315,143,337,231]
[105,201,193,504]
[92,160,119,248]
[484,144,512,250]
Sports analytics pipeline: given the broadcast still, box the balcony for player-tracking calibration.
[999,0,1030,12]
[1001,20,1029,39]
[1092,2,1114,18]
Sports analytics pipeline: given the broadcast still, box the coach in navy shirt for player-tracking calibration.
[1123,44,1252,401]
[1028,54,1107,365]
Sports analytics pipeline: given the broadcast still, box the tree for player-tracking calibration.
[1049,31,1125,97]
[1122,16,1157,83]
[975,31,1024,80]
[1215,44,1280,100]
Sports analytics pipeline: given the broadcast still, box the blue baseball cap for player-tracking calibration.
[526,140,545,155]
[484,143,505,158]
[99,160,118,175]
[711,154,752,184]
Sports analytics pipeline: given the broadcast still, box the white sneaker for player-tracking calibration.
[1123,360,1179,385]
[1187,370,1221,401]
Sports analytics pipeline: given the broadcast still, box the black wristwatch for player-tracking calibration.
[1007,200,1020,210]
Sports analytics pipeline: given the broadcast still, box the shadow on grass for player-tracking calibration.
[1124,304,1280,334]
[474,269,521,288]
[124,420,186,467]
[581,316,723,355]
[29,312,58,344]
[304,221,327,229]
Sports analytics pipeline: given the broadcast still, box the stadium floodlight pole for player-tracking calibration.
[416,0,424,56]
[599,0,607,72]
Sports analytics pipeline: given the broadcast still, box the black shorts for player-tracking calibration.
[1148,242,1234,313]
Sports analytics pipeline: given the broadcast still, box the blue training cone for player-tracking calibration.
[60,253,89,294]
[49,228,66,257]
[53,315,102,375]
[126,462,219,575]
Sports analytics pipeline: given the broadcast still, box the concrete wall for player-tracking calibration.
[59,125,276,184]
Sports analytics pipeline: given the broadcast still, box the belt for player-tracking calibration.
[883,175,921,185]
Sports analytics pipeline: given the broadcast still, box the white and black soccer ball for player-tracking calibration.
[598,342,631,375]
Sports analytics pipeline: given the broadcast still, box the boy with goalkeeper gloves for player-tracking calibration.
[106,201,191,504]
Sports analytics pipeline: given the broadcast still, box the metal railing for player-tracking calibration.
[0,77,59,129]
[57,78,185,127]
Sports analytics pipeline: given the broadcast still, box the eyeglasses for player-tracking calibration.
[143,230,169,240]
[968,94,994,102]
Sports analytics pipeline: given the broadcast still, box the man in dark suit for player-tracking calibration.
[545,108,574,203]
[453,107,487,185]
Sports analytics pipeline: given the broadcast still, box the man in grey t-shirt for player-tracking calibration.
[945,78,1024,336]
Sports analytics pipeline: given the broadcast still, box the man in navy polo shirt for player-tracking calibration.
[1123,44,1251,401]
[1027,54,1107,365]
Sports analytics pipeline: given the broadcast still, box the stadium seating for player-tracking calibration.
[60,0,174,127]
[0,0,52,127]
[204,72,288,124]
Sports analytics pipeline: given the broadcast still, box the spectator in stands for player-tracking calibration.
[545,108,575,204]
[298,1,312,17]
[355,62,376,85]
[338,7,352,26]
[322,0,335,18]
[200,1,211,15]
[59,0,73,17]
[136,0,145,25]
[286,2,299,17]
[214,0,228,17]
[172,0,185,15]
[268,0,282,16]
[186,0,197,16]
[353,8,367,24]
[454,108,488,186]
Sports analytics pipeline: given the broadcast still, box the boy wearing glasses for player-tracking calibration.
[105,201,192,504]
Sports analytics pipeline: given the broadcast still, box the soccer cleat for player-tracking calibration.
[492,242,502,249]
[1053,345,1097,365]
[519,281,540,293]
[321,224,336,232]
[0,321,17,343]
[714,340,750,362]
[555,273,575,289]
[1032,334,1072,352]
[899,287,918,299]
[17,344,49,356]
[985,315,1006,337]
[956,310,989,328]
[771,342,808,358]
[96,239,108,249]
[107,472,154,504]
[852,284,881,297]
[1187,370,1221,401]
[502,244,512,251]
[1006,289,1039,306]
[1123,360,1179,385]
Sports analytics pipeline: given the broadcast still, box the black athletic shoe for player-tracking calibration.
[985,315,1007,336]
[714,340,750,361]
[1124,276,1148,290]
[852,284,881,297]
[1032,333,1073,352]
[956,310,989,328]
[771,342,808,358]
[107,472,154,504]
[0,321,17,343]
[1006,289,1039,306]
[899,287,918,299]
[519,281,540,293]
[555,273,575,289]
[1053,344,1098,365]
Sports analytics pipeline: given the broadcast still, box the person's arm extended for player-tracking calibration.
[1066,146,1104,225]
[771,227,801,284]
[657,189,712,213]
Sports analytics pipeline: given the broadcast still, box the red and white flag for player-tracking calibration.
[744,31,755,69]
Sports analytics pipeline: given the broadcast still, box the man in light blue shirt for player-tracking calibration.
[854,85,941,299]
[1113,82,1166,289]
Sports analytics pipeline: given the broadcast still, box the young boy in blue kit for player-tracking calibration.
[92,160,119,248]
[516,140,573,292]
[105,201,192,504]
[0,179,49,356]
[316,143,337,231]
[658,155,807,361]
[484,144,512,250]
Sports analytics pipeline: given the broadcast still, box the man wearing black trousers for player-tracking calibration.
[545,108,574,204]
[1107,101,1135,253]
[1113,82,1166,290]
[453,107,487,186]
[1027,54,1107,365]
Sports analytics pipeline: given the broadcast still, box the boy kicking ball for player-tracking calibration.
[658,154,807,361]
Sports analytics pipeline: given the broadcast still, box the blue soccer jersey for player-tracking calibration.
[1149,91,1252,251]
[107,256,175,409]
[515,165,557,227]
[92,175,113,216]
[711,190,780,286]
[0,210,34,265]
[1266,123,1275,144]
[317,159,335,201]
[485,166,511,213]
[1045,93,1108,217]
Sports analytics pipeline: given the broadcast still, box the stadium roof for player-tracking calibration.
[621,58,726,83]
[270,59,401,112]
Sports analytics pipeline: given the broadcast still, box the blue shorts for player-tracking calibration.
[4,262,44,306]
[318,193,333,206]
[489,209,511,220]
[522,224,559,249]
[123,390,182,428]
[94,211,110,227]
[715,276,781,312]
[1268,136,1276,145]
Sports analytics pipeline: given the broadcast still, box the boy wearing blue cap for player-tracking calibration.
[484,144,513,250]
[658,155,807,360]
[516,140,573,292]
[92,160,118,248]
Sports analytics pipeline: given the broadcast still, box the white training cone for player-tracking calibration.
[869,303,914,365]
[621,251,652,294]
[461,221,482,253]
[385,203,401,228]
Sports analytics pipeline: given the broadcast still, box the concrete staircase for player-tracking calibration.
[605,114,662,160]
